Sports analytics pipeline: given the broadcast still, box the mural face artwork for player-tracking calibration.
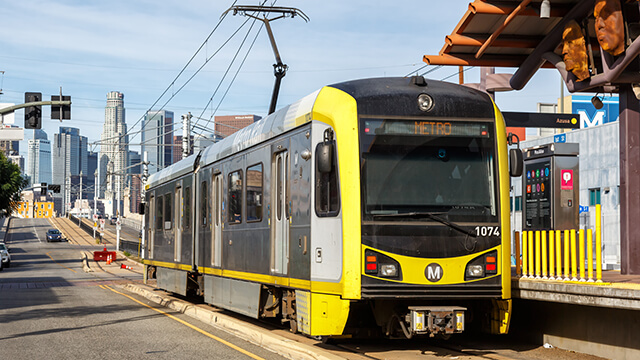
[594,0,625,56]
[562,20,590,81]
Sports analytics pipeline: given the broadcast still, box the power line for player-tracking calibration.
[440,66,474,81]
[113,0,240,147]
[193,12,264,139]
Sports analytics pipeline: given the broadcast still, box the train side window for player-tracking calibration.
[164,193,172,230]
[246,163,263,222]
[228,170,243,224]
[315,141,340,217]
[156,195,164,230]
[184,186,191,229]
[201,181,208,227]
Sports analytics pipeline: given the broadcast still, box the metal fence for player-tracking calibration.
[119,239,142,257]
[68,214,103,243]
[515,204,604,283]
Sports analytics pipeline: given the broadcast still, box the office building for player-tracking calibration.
[52,127,88,214]
[214,114,261,138]
[142,110,173,174]
[26,130,52,187]
[101,91,129,215]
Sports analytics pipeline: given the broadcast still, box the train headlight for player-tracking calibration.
[380,264,398,277]
[467,265,484,277]
[417,93,434,112]
[364,249,402,279]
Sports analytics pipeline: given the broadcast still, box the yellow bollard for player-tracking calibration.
[535,231,541,278]
[564,230,570,280]
[596,204,603,283]
[542,231,548,279]
[587,228,594,282]
[522,231,528,277]
[515,231,521,276]
[579,229,585,281]
[556,230,562,280]
[528,231,535,278]
[549,230,555,278]
[570,230,578,281]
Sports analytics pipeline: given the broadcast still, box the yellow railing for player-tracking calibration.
[516,204,603,283]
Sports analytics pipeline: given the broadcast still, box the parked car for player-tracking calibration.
[46,229,63,242]
[0,242,11,268]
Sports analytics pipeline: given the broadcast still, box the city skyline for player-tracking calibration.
[0,1,571,163]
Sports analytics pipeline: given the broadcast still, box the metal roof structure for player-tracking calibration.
[424,0,640,94]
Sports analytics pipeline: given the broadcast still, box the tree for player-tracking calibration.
[0,152,27,217]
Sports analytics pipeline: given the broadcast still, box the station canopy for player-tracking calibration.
[423,0,639,94]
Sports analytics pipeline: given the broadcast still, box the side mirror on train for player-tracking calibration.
[138,203,145,215]
[509,148,523,177]
[317,142,334,173]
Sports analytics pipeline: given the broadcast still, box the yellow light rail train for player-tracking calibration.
[142,76,522,338]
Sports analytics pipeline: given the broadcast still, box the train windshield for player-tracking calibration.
[359,118,499,222]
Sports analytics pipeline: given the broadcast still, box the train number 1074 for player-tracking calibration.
[475,226,500,237]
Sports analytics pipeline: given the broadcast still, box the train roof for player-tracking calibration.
[146,89,320,189]
[146,77,495,189]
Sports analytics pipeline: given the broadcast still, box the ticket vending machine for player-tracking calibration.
[522,143,579,231]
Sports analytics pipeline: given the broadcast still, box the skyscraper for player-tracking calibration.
[52,127,88,214]
[26,129,52,187]
[101,91,129,215]
[142,110,173,174]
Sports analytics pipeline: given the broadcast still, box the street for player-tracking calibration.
[0,218,285,360]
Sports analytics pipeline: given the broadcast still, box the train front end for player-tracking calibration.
[320,77,512,338]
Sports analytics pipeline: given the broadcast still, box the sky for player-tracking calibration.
[0,0,570,159]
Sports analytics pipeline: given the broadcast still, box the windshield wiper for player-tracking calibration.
[372,211,477,237]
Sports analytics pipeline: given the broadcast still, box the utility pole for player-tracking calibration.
[94,170,98,238]
[141,151,149,259]
[182,112,192,160]
[79,170,83,216]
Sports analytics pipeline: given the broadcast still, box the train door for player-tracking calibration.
[174,184,182,262]
[198,178,209,267]
[271,150,289,275]
[148,195,155,259]
[212,173,223,267]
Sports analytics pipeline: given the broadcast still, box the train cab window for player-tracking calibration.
[184,186,191,229]
[201,181,208,227]
[228,170,243,224]
[164,193,172,230]
[156,195,164,230]
[246,164,263,222]
[315,141,340,217]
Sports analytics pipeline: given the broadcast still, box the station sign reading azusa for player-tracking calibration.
[502,111,580,129]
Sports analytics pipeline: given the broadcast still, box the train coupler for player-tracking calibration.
[406,306,466,337]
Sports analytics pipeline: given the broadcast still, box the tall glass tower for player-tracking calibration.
[142,110,174,174]
[26,129,52,186]
[52,127,88,214]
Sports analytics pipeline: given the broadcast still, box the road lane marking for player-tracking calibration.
[46,252,77,273]
[100,285,267,360]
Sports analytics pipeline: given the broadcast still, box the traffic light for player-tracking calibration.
[51,95,71,120]
[24,92,42,129]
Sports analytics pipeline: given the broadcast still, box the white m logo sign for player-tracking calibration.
[425,263,443,282]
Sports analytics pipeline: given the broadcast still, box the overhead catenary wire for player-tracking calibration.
[101,0,240,148]
[440,66,474,81]
[192,13,265,140]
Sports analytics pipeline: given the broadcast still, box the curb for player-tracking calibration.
[121,283,345,360]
